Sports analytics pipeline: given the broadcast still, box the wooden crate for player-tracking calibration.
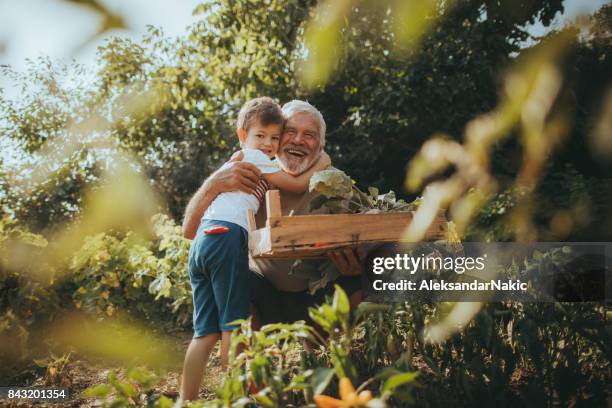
[248,190,448,259]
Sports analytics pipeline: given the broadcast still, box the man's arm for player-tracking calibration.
[182,179,219,239]
[264,152,331,193]
[182,152,262,239]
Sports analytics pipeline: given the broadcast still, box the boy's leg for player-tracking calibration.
[211,224,250,368]
[180,333,220,401]
[220,331,231,370]
[182,225,223,401]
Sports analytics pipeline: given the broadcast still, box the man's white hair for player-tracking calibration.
[281,100,326,147]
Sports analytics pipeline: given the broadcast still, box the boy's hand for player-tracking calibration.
[317,151,331,170]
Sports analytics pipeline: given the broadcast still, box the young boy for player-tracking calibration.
[180,97,330,400]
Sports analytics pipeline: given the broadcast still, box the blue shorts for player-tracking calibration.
[188,219,249,338]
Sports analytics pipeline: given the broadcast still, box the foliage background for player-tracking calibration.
[0,0,610,406]
[1,0,609,238]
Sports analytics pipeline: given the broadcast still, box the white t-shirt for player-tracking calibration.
[202,148,280,231]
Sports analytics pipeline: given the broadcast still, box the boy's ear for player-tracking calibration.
[237,128,247,147]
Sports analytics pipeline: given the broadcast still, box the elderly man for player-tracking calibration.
[182,100,362,324]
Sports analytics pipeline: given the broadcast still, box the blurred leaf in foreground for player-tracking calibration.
[299,0,445,89]
[64,0,127,53]
[590,86,612,159]
[2,160,159,278]
[44,161,159,269]
[404,30,575,241]
[391,0,440,52]
[299,0,352,89]
[47,313,182,369]
[424,302,482,344]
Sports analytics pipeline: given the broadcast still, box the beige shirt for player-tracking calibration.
[248,188,331,292]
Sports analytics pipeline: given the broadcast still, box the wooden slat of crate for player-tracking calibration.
[271,212,447,246]
[249,191,448,259]
[249,221,446,259]
[254,244,350,258]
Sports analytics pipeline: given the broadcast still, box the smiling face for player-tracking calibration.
[277,112,322,175]
[238,121,282,158]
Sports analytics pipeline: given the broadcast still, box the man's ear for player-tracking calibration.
[237,128,247,147]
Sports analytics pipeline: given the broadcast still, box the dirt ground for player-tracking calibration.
[2,332,222,407]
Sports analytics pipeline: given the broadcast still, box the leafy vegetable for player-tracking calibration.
[309,169,354,199]
[309,169,421,214]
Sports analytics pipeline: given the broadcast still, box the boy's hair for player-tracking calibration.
[237,97,284,131]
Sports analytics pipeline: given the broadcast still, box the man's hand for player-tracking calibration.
[181,151,262,239]
[209,151,262,196]
[329,248,362,276]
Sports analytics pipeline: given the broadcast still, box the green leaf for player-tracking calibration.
[382,372,419,394]
[332,284,350,318]
[311,367,335,395]
[309,169,353,198]
[299,0,351,89]
[254,391,276,408]
[81,384,112,398]
[155,395,173,408]
[309,308,333,332]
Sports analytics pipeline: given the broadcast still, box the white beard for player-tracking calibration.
[278,151,319,176]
